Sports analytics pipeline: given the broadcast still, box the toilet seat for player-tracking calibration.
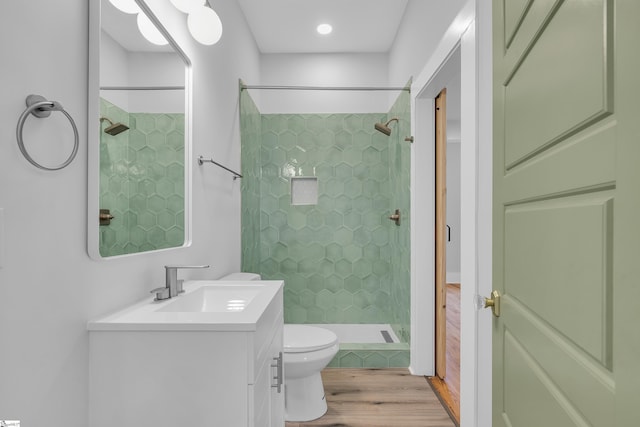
[284,325,338,353]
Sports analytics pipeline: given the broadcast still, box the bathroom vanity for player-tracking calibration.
[88,280,284,427]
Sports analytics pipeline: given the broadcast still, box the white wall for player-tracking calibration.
[100,31,184,88]
[100,30,130,109]
[446,141,461,283]
[389,0,468,85]
[0,1,259,426]
[128,52,183,87]
[126,87,184,113]
[127,52,184,112]
[257,53,391,113]
[100,30,185,113]
[446,69,462,283]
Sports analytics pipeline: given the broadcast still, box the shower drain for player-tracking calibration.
[380,330,394,343]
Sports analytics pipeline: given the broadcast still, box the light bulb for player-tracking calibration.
[317,23,333,35]
[169,0,205,13]
[108,0,141,14]
[137,13,168,46]
[187,6,222,45]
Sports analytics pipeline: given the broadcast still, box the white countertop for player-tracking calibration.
[87,280,283,332]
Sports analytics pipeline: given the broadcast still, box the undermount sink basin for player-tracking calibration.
[156,286,262,313]
[87,280,284,332]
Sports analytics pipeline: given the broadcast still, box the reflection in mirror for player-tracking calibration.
[88,0,191,259]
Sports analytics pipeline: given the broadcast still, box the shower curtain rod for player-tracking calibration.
[100,86,185,91]
[240,84,410,92]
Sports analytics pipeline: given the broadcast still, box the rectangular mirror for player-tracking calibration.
[88,0,192,259]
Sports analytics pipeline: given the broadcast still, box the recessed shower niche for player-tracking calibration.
[291,177,318,206]
[87,0,192,259]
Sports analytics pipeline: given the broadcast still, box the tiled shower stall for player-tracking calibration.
[240,87,411,367]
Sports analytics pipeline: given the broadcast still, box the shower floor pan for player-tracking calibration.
[306,323,410,368]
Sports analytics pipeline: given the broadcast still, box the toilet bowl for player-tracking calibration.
[218,273,339,421]
[283,324,339,422]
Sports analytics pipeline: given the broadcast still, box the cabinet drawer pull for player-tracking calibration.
[271,352,283,393]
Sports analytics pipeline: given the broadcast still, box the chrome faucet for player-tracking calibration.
[150,265,210,301]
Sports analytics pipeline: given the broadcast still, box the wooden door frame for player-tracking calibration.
[409,1,493,426]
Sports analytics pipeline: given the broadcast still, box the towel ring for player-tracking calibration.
[16,94,79,171]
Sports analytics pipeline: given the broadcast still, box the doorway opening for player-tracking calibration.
[430,81,461,424]
[410,7,492,426]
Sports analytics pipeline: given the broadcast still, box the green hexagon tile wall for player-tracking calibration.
[241,88,411,367]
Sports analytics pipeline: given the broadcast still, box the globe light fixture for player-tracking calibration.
[108,0,141,14]
[137,12,169,45]
[187,6,223,45]
[169,0,205,14]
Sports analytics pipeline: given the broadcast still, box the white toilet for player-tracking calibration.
[218,272,339,422]
[283,324,339,422]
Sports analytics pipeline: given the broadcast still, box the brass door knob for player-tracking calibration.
[484,290,501,317]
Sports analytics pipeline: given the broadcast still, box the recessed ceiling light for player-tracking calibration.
[317,23,333,35]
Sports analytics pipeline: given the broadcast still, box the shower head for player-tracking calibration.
[374,122,392,136]
[100,117,129,136]
[374,117,399,136]
[104,122,129,136]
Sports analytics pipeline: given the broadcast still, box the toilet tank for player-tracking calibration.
[218,272,262,281]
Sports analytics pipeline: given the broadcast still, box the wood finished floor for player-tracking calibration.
[428,283,461,424]
[285,368,455,427]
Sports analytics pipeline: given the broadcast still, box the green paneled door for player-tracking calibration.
[493,0,640,425]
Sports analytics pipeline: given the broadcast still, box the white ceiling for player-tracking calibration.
[102,0,173,52]
[236,0,409,54]
[104,0,408,54]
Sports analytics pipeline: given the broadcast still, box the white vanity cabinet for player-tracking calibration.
[88,280,284,427]
[251,318,284,426]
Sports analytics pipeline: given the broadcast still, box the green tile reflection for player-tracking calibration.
[99,98,184,257]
